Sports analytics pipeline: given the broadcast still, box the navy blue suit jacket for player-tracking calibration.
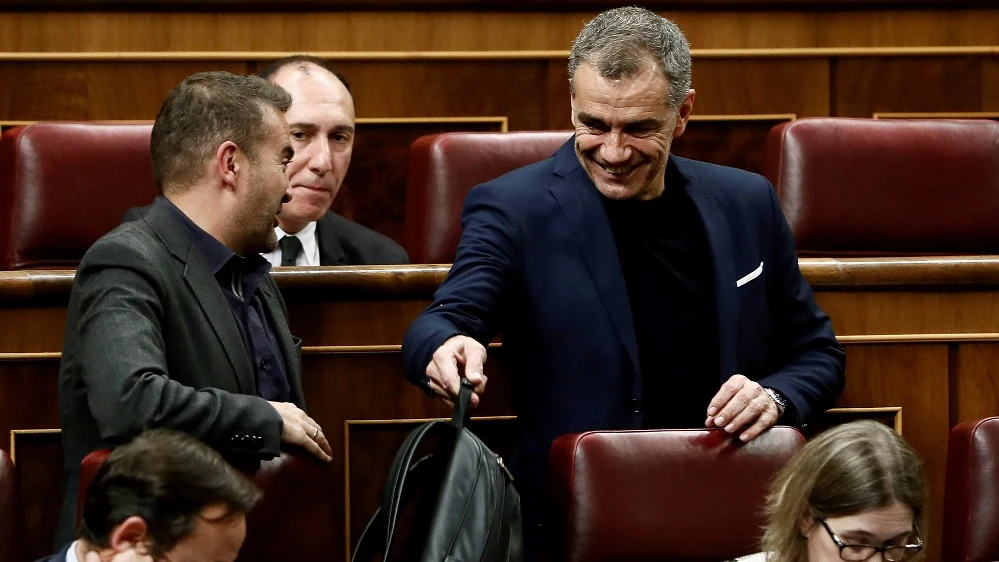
[402,139,845,509]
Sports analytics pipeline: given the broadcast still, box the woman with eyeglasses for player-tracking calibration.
[732,420,926,562]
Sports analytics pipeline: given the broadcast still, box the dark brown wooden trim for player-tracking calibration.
[2,0,998,12]
[4,258,999,303]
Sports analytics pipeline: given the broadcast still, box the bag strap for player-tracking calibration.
[352,379,474,561]
[351,454,437,562]
[450,378,474,429]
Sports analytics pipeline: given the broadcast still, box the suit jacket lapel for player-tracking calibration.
[315,213,348,265]
[676,158,738,380]
[144,198,257,394]
[258,280,306,407]
[548,141,642,376]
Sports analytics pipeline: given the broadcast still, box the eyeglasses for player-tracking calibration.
[819,518,924,562]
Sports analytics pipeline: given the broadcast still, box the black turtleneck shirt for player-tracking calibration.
[602,162,720,429]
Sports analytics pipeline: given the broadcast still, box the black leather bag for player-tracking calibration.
[352,380,523,562]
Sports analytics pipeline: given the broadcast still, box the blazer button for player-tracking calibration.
[631,398,642,413]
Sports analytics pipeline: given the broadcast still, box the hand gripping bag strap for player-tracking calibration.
[450,378,474,429]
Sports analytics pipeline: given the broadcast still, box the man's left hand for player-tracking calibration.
[705,374,780,442]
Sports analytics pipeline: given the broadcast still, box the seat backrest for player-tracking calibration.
[547,427,805,562]
[79,449,336,560]
[0,123,158,270]
[0,449,21,562]
[403,130,572,264]
[943,417,999,562]
[762,118,999,256]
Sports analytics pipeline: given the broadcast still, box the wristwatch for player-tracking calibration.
[762,387,788,417]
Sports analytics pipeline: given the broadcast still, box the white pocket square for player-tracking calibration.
[736,261,764,287]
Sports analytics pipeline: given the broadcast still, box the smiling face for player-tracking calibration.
[268,63,355,234]
[803,503,919,562]
[570,60,693,201]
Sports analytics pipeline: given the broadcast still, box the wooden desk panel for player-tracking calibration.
[2,258,999,561]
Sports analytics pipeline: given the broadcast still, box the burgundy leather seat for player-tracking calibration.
[403,131,572,264]
[547,427,804,562]
[0,123,157,270]
[79,450,336,561]
[943,417,999,562]
[762,118,999,256]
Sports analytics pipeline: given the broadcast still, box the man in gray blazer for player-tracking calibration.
[55,71,332,544]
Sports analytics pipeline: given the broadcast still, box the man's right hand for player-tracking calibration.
[268,401,333,463]
[426,335,488,408]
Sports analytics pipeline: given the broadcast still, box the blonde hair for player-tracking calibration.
[761,421,926,562]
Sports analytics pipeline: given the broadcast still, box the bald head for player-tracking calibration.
[262,59,356,235]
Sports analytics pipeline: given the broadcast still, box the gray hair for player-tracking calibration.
[568,6,692,108]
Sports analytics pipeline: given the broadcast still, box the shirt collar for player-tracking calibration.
[162,196,272,278]
[271,221,320,267]
[65,540,81,562]
[163,196,236,275]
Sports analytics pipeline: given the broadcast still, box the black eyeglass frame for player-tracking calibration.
[818,518,924,562]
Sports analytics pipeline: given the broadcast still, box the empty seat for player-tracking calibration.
[943,416,999,562]
[0,123,157,270]
[403,131,572,264]
[547,427,804,562]
[762,118,999,256]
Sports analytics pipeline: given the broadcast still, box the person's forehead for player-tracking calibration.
[188,508,246,548]
[829,504,915,534]
[262,107,291,140]
[273,66,352,108]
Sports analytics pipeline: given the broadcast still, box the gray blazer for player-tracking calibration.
[55,197,305,544]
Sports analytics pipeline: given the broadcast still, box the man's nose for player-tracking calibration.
[309,139,333,175]
[598,132,632,164]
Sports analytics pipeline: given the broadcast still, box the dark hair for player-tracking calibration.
[79,429,262,558]
[150,71,291,193]
[257,55,352,94]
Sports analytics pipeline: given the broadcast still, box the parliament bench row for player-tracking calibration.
[2,117,998,270]
[0,418,996,562]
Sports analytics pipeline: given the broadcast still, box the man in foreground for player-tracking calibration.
[43,429,260,562]
[402,7,845,555]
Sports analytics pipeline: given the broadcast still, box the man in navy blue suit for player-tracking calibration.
[402,6,845,554]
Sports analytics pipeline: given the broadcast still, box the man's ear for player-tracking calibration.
[108,515,149,552]
[215,141,241,191]
[672,89,696,137]
[569,95,578,127]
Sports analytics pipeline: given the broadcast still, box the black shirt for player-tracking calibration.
[602,161,720,429]
[164,197,292,402]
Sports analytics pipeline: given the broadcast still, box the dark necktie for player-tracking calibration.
[279,235,303,266]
